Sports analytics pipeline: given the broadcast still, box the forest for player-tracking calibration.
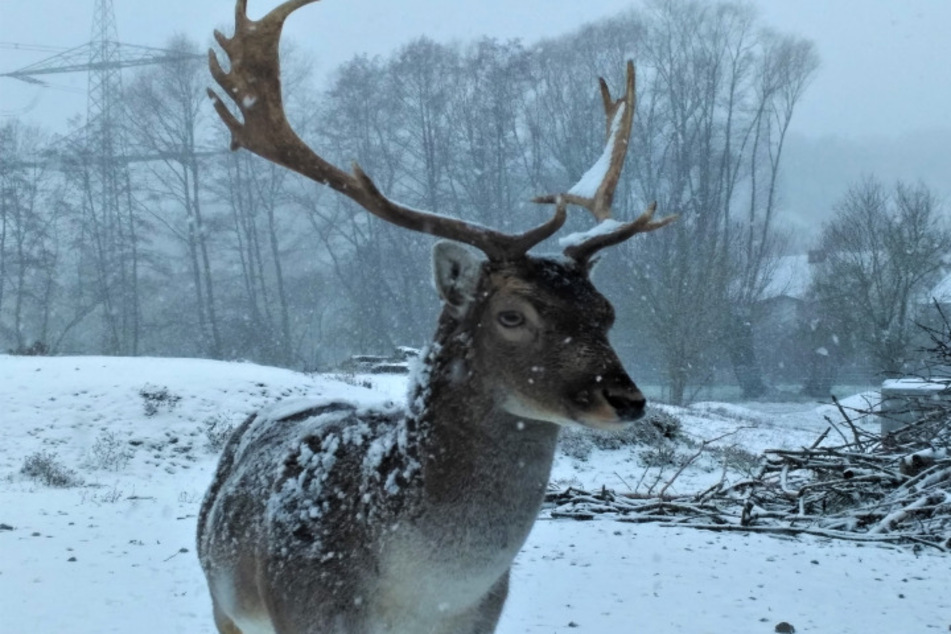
[2,0,948,405]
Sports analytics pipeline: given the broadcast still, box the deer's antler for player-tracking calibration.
[535,61,676,263]
[208,0,566,261]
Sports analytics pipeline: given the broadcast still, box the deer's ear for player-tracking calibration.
[433,241,484,318]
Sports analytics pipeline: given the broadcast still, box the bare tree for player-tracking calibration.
[125,35,222,357]
[617,0,817,403]
[446,38,536,232]
[60,118,144,354]
[812,177,951,376]
[512,1,818,403]
[725,29,819,397]
[524,14,641,198]
[204,40,319,365]
[301,41,471,354]
[0,120,65,352]
[300,53,429,354]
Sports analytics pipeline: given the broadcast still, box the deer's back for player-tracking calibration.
[197,399,422,629]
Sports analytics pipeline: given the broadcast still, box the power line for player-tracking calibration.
[0,0,205,166]
[0,42,71,54]
[1,42,201,84]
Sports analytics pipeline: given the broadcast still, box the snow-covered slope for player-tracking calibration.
[0,355,945,633]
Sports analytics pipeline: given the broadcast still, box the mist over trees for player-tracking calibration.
[5,0,942,404]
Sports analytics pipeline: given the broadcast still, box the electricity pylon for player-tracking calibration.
[1,0,202,162]
[0,0,203,354]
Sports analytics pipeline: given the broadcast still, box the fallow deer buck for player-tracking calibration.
[198,1,675,632]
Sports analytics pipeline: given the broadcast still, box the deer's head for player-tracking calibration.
[433,243,650,430]
[208,0,675,431]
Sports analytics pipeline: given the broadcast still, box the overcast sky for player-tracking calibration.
[1,0,949,140]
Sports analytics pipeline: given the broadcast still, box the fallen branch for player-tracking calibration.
[546,401,951,552]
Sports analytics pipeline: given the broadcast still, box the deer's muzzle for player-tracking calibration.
[602,384,646,421]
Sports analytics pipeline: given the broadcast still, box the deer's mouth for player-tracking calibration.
[567,385,646,426]
[502,387,645,430]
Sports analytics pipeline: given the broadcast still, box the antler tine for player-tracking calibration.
[563,202,676,262]
[535,61,675,263]
[534,60,635,222]
[208,0,563,260]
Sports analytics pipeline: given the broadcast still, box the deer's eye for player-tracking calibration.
[497,310,525,328]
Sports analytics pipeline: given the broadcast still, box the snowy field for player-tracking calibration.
[0,355,947,633]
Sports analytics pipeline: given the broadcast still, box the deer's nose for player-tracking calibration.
[603,385,646,421]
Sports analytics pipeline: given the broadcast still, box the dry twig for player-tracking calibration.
[546,404,951,552]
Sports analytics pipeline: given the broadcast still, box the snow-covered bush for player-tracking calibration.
[138,384,182,417]
[559,408,683,461]
[86,431,134,471]
[637,443,687,469]
[202,414,236,452]
[20,451,82,487]
[328,372,373,389]
[706,444,762,477]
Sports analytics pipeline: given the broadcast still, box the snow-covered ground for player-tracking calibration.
[0,355,946,633]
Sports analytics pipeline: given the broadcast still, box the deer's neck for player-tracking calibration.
[406,317,560,548]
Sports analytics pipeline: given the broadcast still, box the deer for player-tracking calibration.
[197,1,675,633]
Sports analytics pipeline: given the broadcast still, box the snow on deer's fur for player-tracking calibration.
[197,1,675,632]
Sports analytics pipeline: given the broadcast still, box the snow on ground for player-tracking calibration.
[0,355,947,633]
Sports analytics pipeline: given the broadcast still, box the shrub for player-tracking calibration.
[329,372,373,389]
[21,451,82,487]
[203,414,236,452]
[86,431,134,471]
[8,341,49,356]
[139,384,182,417]
[709,444,763,477]
[637,444,688,469]
[559,431,595,461]
[558,408,684,461]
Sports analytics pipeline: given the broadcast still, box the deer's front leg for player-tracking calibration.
[432,571,510,634]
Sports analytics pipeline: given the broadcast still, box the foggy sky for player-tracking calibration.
[1,0,949,141]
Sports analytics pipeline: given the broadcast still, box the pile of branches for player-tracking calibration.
[546,400,951,551]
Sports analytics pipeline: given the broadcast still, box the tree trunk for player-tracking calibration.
[727,312,767,399]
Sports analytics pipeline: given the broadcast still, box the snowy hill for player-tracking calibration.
[0,355,946,633]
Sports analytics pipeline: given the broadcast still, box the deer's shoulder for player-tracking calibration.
[211,399,422,554]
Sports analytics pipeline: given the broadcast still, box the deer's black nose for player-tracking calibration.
[603,386,646,421]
